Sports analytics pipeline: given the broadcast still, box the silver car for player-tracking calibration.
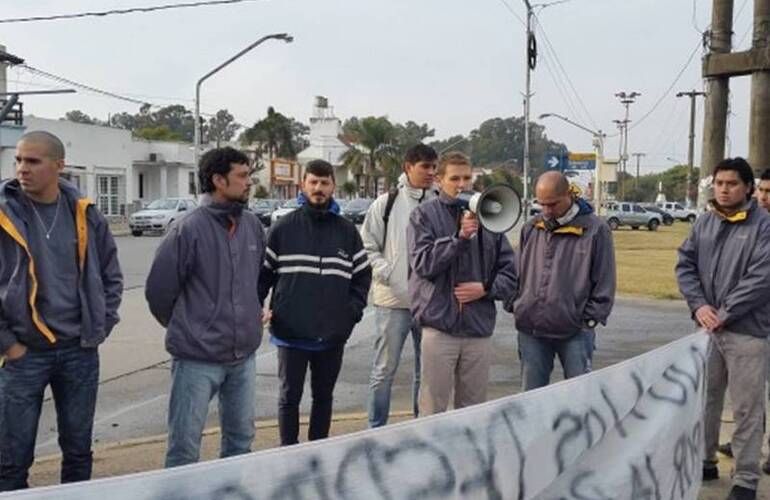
[129,198,196,236]
[603,201,662,231]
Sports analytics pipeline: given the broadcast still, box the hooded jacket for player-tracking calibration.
[360,173,437,309]
[407,192,517,337]
[510,199,616,339]
[0,179,123,352]
[676,199,770,337]
[145,196,266,363]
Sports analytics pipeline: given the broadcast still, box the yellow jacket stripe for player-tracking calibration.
[0,198,93,345]
[534,220,585,235]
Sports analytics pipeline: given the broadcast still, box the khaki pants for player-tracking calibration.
[419,327,492,416]
[704,331,768,490]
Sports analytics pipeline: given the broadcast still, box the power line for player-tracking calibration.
[20,65,150,107]
[493,0,526,26]
[533,14,598,129]
[627,39,702,133]
[0,0,262,24]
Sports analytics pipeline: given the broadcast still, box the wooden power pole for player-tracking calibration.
[699,0,770,209]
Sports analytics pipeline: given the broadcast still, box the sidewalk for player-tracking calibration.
[27,407,769,499]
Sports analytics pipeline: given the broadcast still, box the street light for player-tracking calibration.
[539,113,606,212]
[193,33,294,196]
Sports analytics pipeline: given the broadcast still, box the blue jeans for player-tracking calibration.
[367,307,421,428]
[165,354,256,468]
[517,330,595,391]
[0,344,99,491]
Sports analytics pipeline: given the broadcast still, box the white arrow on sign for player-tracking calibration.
[547,156,560,169]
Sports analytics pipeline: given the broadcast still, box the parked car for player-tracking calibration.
[640,204,674,226]
[529,201,543,216]
[342,198,373,224]
[656,201,697,223]
[271,198,301,225]
[250,198,281,227]
[603,201,662,231]
[129,198,196,236]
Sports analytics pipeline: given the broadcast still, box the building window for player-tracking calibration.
[97,175,121,216]
[189,172,197,195]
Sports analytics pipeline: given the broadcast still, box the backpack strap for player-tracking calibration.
[381,188,399,248]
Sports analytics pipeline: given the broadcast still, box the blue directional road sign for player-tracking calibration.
[544,154,565,170]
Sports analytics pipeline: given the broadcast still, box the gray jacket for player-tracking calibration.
[676,199,770,338]
[408,193,517,337]
[0,179,123,352]
[511,203,616,339]
[146,196,266,363]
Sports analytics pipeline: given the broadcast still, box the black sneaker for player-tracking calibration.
[762,459,770,475]
[703,466,719,481]
[726,485,756,500]
[717,442,733,457]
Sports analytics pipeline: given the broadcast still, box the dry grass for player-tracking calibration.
[612,223,691,300]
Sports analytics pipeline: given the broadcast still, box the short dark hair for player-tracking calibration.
[760,168,770,181]
[19,131,65,160]
[713,157,755,198]
[404,144,437,165]
[304,159,335,182]
[198,147,250,194]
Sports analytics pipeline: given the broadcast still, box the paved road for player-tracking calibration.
[33,234,698,455]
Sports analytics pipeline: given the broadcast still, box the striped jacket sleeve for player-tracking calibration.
[349,230,372,322]
[258,229,279,304]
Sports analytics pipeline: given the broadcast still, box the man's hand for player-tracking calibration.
[695,305,723,333]
[454,282,486,304]
[4,342,26,361]
[262,309,273,324]
[459,212,479,240]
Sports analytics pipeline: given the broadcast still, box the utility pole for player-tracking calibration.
[699,0,733,210]
[676,90,706,208]
[614,91,641,200]
[749,0,770,172]
[521,0,535,220]
[632,152,645,195]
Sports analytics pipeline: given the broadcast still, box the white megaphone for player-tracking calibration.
[456,184,522,234]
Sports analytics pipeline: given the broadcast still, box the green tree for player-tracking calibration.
[62,110,101,125]
[206,109,240,147]
[134,125,183,141]
[241,107,308,160]
[340,181,358,199]
[341,116,398,196]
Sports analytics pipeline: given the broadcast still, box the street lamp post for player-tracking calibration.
[539,113,606,213]
[193,33,293,196]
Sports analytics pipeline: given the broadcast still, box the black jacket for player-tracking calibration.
[259,203,372,344]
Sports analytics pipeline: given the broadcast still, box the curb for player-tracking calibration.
[33,410,414,465]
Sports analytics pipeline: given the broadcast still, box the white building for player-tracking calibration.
[297,96,352,185]
[0,117,197,218]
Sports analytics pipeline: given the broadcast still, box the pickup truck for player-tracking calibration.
[656,201,697,223]
[603,201,663,231]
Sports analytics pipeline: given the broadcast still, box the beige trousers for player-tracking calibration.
[418,327,493,416]
[703,331,768,490]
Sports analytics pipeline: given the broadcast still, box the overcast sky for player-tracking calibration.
[0,0,758,173]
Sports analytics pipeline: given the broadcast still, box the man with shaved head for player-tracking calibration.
[0,131,123,490]
[508,170,615,390]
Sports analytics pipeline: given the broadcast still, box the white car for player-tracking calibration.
[270,199,300,225]
[129,198,196,236]
[656,201,697,223]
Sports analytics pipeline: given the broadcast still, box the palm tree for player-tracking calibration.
[241,107,301,160]
[341,116,398,197]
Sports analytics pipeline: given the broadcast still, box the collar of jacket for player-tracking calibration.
[200,194,244,230]
[438,190,461,207]
[398,173,437,202]
[710,198,755,223]
[299,201,336,220]
[534,219,585,236]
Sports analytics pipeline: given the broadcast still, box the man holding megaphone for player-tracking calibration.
[407,152,517,416]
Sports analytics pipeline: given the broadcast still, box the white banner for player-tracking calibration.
[5,333,708,500]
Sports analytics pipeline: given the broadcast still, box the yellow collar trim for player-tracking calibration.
[714,209,748,223]
[534,220,584,235]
